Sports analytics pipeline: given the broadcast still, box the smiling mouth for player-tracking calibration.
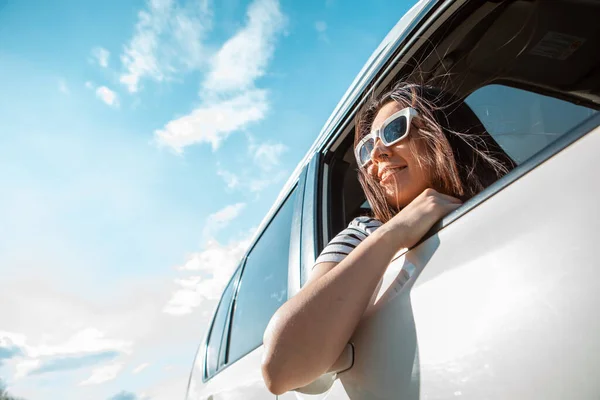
[380,166,407,182]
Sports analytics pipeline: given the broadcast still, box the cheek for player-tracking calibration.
[393,141,431,181]
[390,142,417,166]
[366,164,379,179]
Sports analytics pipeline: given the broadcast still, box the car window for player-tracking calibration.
[205,268,239,378]
[227,188,297,363]
[466,84,598,164]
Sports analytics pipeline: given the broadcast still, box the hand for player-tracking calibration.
[383,188,462,249]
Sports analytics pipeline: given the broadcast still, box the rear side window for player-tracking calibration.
[227,188,297,363]
[205,269,238,378]
[466,84,597,164]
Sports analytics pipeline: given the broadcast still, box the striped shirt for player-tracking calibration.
[315,216,383,266]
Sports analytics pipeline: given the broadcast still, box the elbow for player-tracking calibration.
[262,302,326,394]
[261,350,288,395]
[261,313,294,395]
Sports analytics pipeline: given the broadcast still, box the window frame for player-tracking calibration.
[202,265,243,381]
[288,167,308,297]
[298,154,322,288]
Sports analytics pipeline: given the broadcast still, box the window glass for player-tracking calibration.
[466,84,597,164]
[227,188,297,363]
[205,268,239,378]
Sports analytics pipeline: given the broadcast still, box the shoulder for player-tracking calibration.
[349,216,383,235]
[313,216,382,267]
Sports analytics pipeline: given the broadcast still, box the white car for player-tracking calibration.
[186,0,600,398]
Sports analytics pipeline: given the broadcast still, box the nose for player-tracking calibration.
[370,138,390,162]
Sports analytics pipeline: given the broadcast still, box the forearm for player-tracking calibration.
[262,226,399,394]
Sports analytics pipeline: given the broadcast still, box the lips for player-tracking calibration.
[379,165,407,182]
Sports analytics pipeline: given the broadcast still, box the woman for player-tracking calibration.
[261,83,515,395]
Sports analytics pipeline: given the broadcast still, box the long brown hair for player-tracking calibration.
[355,82,516,223]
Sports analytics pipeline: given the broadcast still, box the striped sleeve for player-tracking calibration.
[314,216,383,266]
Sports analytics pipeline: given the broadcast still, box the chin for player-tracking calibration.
[385,192,410,210]
[384,184,423,209]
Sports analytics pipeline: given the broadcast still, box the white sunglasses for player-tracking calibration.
[355,107,418,168]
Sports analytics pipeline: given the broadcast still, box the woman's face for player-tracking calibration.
[366,101,431,209]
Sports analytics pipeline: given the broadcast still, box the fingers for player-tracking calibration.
[420,188,462,204]
[431,199,461,221]
[420,189,462,221]
[387,189,463,249]
[442,201,462,214]
[440,194,463,204]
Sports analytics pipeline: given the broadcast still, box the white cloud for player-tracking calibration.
[4,327,132,381]
[202,202,246,238]
[58,79,69,94]
[95,86,119,107]
[164,236,252,315]
[91,47,110,68]
[249,140,288,171]
[132,362,150,374]
[0,331,27,351]
[177,237,250,274]
[0,272,213,398]
[119,0,211,93]
[155,0,286,153]
[28,328,131,358]
[216,168,240,190]
[217,167,287,194]
[315,20,329,43]
[248,172,288,193]
[14,359,41,379]
[216,138,288,194]
[203,0,286,93]
[79,361,124,385]
[154,89,268,152]
[1,327,131,361]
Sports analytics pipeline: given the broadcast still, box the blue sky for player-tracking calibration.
[0,0,413,398]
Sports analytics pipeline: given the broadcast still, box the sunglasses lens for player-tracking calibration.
[382,115,408,144]
[358,138,374,166]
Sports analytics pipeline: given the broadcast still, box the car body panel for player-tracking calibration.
[293,124,600,399]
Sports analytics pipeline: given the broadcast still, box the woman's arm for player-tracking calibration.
[261,189,461,394]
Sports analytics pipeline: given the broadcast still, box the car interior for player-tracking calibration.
[322,0,600,243]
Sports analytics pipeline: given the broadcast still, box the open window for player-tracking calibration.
[319,0,600,246]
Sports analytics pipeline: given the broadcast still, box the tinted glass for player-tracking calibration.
[205,269,238,378]
[466,84,598,164]
[382,115,407,144]
[227,188,297,363]
[359,138,374,165]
